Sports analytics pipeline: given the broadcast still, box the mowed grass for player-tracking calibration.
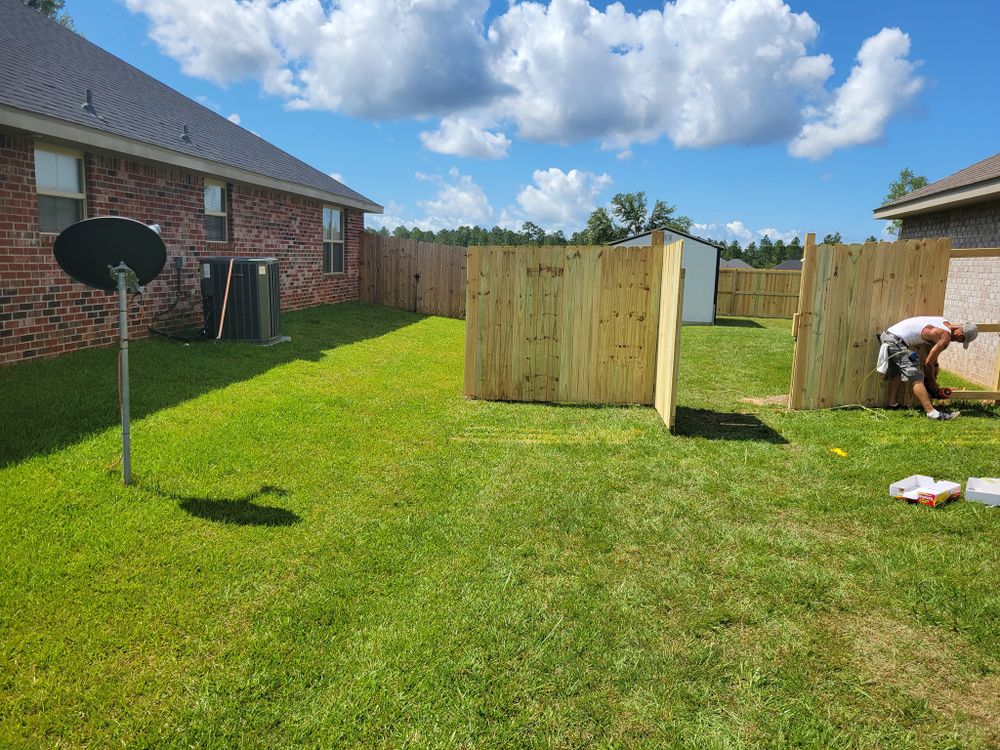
[2,302,1000,749]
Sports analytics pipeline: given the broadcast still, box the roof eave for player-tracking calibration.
[0,104,383,214]
[873,176,1000,221]
[611,226,724,250]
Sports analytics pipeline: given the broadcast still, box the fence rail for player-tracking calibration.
[359,234,467,318]
[716,268,801,318]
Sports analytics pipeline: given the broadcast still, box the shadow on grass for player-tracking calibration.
[949,401,1000,419]
[151,484,301,526]
[674,407,788,444]
[0,302,421,468]
[714,317,765,329]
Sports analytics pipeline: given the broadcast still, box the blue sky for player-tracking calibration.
[68,0,1000,243]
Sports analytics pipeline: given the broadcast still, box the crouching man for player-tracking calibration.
[878,316,978,421]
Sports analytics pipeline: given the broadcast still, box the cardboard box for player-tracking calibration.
[890,475,962,508]
[966,478,1000,507]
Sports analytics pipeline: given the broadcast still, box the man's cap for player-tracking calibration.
[961,321,978,348]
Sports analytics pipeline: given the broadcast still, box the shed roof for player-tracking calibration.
[0,0,381,212]
[611,225,724,250]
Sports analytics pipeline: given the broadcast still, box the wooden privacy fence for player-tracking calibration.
[789,235,1000,409]
[716,268,800,318]
[359,234,467,318]
[464,243,685,428]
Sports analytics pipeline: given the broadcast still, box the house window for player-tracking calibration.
[323,206,344,273]
[204,179,227,242]
[35,147,85,233]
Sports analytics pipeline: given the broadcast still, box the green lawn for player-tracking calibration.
[2,302,999,749]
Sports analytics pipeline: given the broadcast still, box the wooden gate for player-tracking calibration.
[464,242,685,428]
[359,235,467,318]
[788,234,953,409]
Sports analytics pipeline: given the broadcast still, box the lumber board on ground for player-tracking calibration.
[947,390,1000,400]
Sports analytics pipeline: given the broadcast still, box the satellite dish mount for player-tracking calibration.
[54,218,167,485]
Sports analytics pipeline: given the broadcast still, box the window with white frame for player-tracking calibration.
[323,206,344,273]
[35,147,85,233]
[204,179,227,242]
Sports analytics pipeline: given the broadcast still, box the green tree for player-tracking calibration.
[820,232,842,246]
[744,241,761,268]
[865,234,878,243]
[521,221,545,245]
[583,207,618,245]
[883,167,929,237]
[787,236,803,260]
[610,192,648,236]
[22,0,75,29]
[758,235,775,267]
[722,240,742,261]
[646,199,693,233]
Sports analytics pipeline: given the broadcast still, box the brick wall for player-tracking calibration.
[900,199,1000,387]
[0,131,363,364]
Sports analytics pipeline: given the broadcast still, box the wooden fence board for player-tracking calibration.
[359,234,466,318]
[716,268,801,318]
[788,238,953,410]
[465,243,685,425]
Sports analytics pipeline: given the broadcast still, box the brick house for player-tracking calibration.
[874,153,1000,387]
[0,2,382,365]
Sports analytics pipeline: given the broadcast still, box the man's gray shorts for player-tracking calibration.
[880,332,924,382]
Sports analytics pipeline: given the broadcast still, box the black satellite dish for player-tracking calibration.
[54,217,166,292]
[53,217,167,486]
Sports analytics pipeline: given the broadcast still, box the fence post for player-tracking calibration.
[788,232,817,409]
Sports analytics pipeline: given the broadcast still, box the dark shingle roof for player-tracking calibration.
[720,258,751,268]
[0,0,380,211]
[772,259,802,270]
[880,151,1000,209]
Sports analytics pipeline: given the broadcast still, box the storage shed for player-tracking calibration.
[611,227,722,324]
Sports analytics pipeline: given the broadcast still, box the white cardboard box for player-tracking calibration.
[966,478,1000,507]
[890,475,962,508]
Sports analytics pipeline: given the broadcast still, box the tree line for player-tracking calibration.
[368,168,925,268]
[367,191,693,248]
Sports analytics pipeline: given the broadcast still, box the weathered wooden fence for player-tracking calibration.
[359,234,467,318]
[716,268,800,318]
[789,235,953,409]
[464,243,685,428]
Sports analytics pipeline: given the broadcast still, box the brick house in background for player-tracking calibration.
[875,152,1000,387]
[0,1,382,365]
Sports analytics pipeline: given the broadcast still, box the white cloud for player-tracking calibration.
[366,200,408,231]
[789,28,923,159]
[513,168,612,231]
[419,117,511,159]
[694,221,801,245]
[226,112,241,124]
[128,0,921,159]
[328,171,344,183]
[415,170,495,230]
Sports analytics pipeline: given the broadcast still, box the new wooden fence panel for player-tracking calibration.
[789,237,953,409]
[359,234,466,317]
[716,268,800,318]
[465,243,684,427]
[655,249,685,428]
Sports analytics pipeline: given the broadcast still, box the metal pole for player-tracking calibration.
[117,266,132,485]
